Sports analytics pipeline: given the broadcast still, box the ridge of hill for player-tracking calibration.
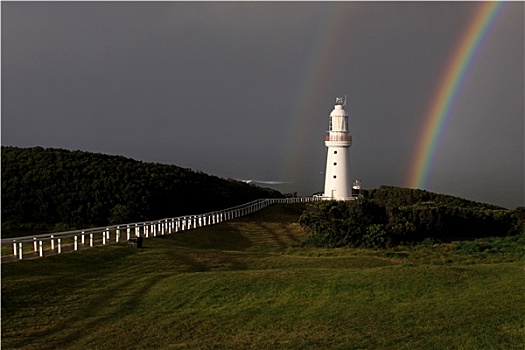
[1,146,282,236]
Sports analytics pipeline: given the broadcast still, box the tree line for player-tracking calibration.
[2,146,282,237]
[299,186,524,248]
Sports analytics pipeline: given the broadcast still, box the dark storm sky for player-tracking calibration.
[2,2,523,208]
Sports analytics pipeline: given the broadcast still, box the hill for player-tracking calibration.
[1,204,523,349]
[300,186,524,248]
[1,146,282,236]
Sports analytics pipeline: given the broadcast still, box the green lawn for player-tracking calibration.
[2,204,524,349]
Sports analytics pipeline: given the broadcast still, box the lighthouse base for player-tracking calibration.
[323,145,352,201]
[321,196,355,201]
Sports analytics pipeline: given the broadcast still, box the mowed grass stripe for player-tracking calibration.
[2,204,524,349]
[3,264,522,349]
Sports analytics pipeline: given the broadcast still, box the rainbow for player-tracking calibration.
[407,1,505,189]
[279,3,352,182]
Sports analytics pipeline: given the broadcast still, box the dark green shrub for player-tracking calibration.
[360,224,387,249]
[299,187,523,249]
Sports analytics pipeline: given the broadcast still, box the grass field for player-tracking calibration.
[2,204,524,349]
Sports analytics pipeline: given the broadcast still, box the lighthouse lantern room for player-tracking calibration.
[323,97,353,200]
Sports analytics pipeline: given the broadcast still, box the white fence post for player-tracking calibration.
[33,237,37,252]
[39,240,44,257]
[90,233,94,247]
[18,242,23,260]
[74,236,78,251]
[58,239,62,253]
[13,240,17,257]
[116,227,120,242]
[51,235,55,250]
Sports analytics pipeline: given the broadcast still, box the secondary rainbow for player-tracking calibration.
[407,1,504,189]
[279,3,350,182]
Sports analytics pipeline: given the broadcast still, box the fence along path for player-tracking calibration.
[1,197,319,262]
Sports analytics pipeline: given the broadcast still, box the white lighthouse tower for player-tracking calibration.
[323,97,353,200]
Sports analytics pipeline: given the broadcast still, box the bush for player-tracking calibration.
[360,224,387,249]
[299,187,524,249]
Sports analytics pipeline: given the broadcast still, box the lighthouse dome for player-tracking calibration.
[330,104,348,117]
[329,103,349,132]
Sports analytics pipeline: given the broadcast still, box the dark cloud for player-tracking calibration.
[2,2,523,208]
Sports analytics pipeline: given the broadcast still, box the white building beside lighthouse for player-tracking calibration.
[323,97,353,200]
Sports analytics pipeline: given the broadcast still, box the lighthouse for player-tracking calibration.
[323,97,353,200]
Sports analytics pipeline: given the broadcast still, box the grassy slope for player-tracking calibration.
[2,204,524,350]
